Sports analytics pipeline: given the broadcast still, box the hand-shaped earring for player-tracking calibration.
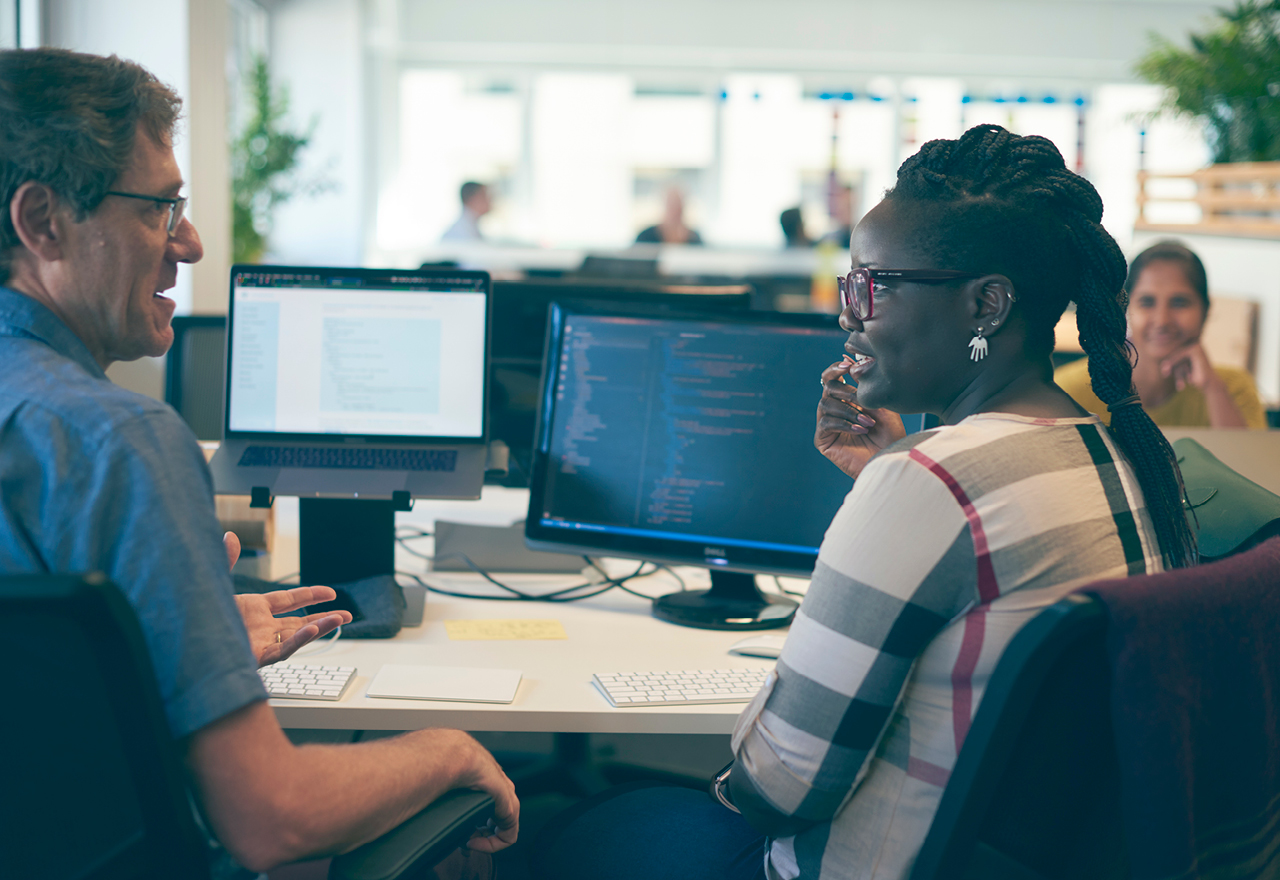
[969,327,988,362]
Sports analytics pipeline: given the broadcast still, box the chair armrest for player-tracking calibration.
[329,790,495,880]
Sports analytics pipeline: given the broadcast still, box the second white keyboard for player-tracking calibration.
[260,663,356,700]
[593,668,771,707]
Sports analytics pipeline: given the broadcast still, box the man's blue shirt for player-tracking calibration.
[0,285,265,738]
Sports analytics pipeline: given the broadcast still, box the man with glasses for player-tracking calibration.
[0,48,517,879]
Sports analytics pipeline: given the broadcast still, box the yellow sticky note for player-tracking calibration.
[444,619,568,641]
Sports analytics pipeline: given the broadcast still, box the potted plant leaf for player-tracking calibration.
[231,56,333,263]
[1133,1,1280,236]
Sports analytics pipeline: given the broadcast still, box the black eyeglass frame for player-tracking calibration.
[837,268,984,320]
[104,190,188,236]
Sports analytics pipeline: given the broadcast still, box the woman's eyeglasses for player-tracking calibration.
[837,268,983,320]
[105,191,188,237]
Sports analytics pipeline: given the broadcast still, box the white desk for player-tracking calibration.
[261,488,791,736]
[260,430,1278,737]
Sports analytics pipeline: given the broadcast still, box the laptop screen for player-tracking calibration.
[226,266,489,440]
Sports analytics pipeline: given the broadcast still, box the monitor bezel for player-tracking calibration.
[223,263,491,445]
[524,302,847,579]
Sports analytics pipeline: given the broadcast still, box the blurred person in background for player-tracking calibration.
[1056,240,1266,428]
[441,180,492,242]
[780,206,812,248]
[636,186,703,245]
[823,183,856,247]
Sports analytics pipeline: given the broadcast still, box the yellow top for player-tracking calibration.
[1054,357,1268,428]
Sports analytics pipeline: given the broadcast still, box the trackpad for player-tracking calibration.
[273,468,409,497]
[366,665,523,703]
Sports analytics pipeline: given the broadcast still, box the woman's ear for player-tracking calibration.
[972,274,1016,337]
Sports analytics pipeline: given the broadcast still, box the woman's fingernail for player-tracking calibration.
[842,355,855,363]
[857,414,875,427]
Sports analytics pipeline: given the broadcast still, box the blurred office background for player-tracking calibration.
[3,0,1277,407]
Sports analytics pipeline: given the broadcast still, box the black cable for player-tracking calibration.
[397,554,656,603]
[584,558,671,600]
[397,568,622,603]
[658,564,688,592]
[392,533,696,603]
[773,575,805,598]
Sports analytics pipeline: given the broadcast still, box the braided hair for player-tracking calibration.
[887,124,1196,568]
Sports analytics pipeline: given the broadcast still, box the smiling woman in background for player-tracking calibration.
[1055,240,1267,428]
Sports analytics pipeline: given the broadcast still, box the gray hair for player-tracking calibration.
[0,48,182,280]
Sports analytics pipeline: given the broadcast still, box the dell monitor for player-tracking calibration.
[489,278,752,484]
[525,304,853,630]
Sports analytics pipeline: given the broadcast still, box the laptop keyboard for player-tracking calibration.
[239,445,458,471]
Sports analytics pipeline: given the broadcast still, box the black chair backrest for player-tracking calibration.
[0,574,211,879]
[165,315,226,441]
[912,595,1125,880]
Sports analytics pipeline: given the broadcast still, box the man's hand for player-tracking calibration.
[454,734,520,854]
[223,531,352,667]
[235,587,352,667]
[815,357,905,479]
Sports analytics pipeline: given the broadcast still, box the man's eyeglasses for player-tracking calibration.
[105,191,188,236]
[837,268,983,320]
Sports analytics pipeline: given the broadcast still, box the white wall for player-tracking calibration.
[392,0,1220,85]
[263,0,364,267]
[262,0,1228,264]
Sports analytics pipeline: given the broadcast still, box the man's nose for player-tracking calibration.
[167,216,204,264]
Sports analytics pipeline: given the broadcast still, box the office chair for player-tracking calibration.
[165,315,227,441]
[916,536,1280,880]
[0,573,493,880]
[912,594,1126,880]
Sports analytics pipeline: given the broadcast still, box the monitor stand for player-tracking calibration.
[299,498,395,586]
[652,570,797,631]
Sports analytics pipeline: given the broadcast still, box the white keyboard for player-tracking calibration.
[593,668,771,707]
[259,663,356,701]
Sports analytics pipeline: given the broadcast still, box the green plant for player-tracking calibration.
[231,56,332,263]
[1135,0,1280,163]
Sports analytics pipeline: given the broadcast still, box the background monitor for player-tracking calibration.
[525,303,853,630]
[165,315,227,441]
[489,278,753,484]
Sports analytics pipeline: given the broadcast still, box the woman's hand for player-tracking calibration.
[1160,340,1217,392]
[1159,341,1249,428]
[815,357,906,479]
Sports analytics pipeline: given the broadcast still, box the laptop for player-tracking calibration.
[209,265,491,501]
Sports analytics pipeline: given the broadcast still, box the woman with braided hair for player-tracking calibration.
[528,125,1193,880]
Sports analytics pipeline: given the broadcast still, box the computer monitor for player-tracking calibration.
[164,315,226,441]
[489,278,752,484]
[525,304,853,630]
[209,265,491,587]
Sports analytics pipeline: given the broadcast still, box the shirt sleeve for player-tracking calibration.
[1220,367,1268,429]
[731,451,977,822]
[39,407,266,739]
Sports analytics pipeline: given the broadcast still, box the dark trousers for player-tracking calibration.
[529,783,769,880]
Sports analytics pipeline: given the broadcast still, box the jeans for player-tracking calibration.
[529,783,769,880]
